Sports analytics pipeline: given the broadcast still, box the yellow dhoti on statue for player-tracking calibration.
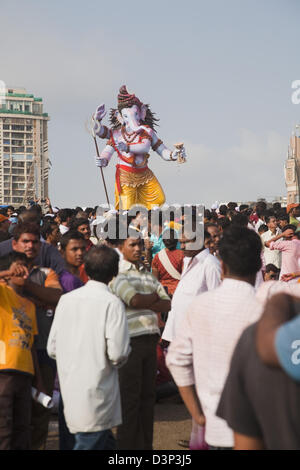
[115,165,165,210]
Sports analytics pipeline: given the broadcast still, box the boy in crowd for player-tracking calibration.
[71,218,94,251]
[56,231,86,450]
[11,222,63,449]
[0,252,44,449]
[264,263,280,281]
[47,246,131,450]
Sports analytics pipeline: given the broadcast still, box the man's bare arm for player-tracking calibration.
[177,385,205,426]
[24,280,62,306]
[234,432,264,450]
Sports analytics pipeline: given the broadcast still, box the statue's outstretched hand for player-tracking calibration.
[95,156,108,168]
[94,104,107,122]
[171,145,187,163]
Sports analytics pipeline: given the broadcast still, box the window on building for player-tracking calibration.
[12,161,25,167]
[11,133,24,139]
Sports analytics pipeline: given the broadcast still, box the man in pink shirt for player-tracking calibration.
[166,226,263,450]
[264,225,300,282]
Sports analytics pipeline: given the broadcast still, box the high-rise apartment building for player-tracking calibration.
[0,87,50,207]
[285,125,300,204]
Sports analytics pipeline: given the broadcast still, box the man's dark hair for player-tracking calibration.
[219,226,262,276]
[13,222,40,241]
[256,201,267,211]
[273,202,281,211]
[282,224,296,233]
[41,220,58,240]
[162,229,178,251]
[204,209,211,220]
[85,207,94,216]
[57,209,73,223]
[217,217,231,231]
[239,204,249,212]
[219,205,228,216]
[18,209,41,225]
[258,224,268,234]
[84,245,119,283]
[265,215,277,225]
[227,202,238,211]
[265,264,280,274]
[60,231,86,251]
[0,251,29,271]
[16,206,26,215]
[277,213,289,222]
[71,218,90,231]
[231,213,248,227]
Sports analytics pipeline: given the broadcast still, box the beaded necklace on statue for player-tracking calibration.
[121,126,139,143]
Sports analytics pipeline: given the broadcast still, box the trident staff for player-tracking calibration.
[92,117,110,206]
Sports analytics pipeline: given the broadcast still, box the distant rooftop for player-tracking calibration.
[5,87,43,101]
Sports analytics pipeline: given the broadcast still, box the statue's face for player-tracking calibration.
[120,105,141,131]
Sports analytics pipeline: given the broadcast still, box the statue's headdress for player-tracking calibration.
[117,85,142,111]
[110,85,159,130]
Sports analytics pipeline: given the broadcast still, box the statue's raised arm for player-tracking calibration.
[93,85,187,210]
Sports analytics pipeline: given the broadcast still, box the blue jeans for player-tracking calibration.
[74,430,116,450]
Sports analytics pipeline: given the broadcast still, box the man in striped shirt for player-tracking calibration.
[110,233,171,450]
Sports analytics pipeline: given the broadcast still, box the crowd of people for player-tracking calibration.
[0,198,300,450]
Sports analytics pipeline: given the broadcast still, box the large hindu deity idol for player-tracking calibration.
[93,85,186,210]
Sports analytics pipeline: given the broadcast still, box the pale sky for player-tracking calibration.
[1,0,300,208]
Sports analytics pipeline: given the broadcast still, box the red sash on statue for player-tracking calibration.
[110,131,149,194]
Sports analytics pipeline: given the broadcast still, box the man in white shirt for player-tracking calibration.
[166,226,263,449]
[162,228,221,343]
[260,215,281,269]
[47,246,131,450]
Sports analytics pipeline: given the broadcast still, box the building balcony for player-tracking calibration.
[0,108,48,117]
